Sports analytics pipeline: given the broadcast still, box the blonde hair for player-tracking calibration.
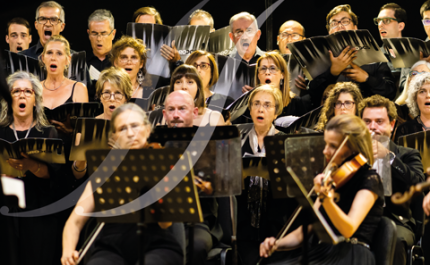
[326,115,374,165]
[315,82,363,131]
[247,84,283,116]
[255,51,291,108]
[132,7,163,24]
[96,67,133,101]
[39,35,71,76]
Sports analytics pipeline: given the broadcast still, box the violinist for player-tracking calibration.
[61,103,183,265]
[162,90,222,264]
[359,95,425,265]
[260,115,384,265]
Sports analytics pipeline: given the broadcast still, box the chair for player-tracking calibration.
[371,216,397,265]
[206,196,238,265]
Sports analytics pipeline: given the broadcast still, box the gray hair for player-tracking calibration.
[110,103,151,133]
[88,9,115,30]
[0,71,51,132]
[406,72,430,117]
[189,9,214,30]
[36,1,65,23]
[229,12,259,31]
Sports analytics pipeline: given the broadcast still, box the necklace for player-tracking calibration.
[131,82,140,97]
[418,116,430,131]
[12,118,33,141]
[43,77,65,91]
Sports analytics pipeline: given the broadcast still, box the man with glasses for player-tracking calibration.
[359,95,424,265]
[375,3,408,94]
[21,1,66,59]
[228,12,264,93]
[307,4,395,108]
[421,0,430,41]
[87,10,116,73]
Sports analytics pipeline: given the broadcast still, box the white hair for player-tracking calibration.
[229,12,258,31]
[36,1,65,23]
[88,9,115,30]
[406,72,430,117]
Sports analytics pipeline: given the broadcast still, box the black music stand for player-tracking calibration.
[87,148,203,265]
[69,118,110,161]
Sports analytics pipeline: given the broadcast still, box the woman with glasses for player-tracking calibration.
[315,82,363,131]
[255,51,307,118]
[238,85,287,264]
[62,103,183,265]
[395,72,430,143]
[0,71,60,265]
[185,50,234,109]
[396,61,430,106]
[40,35,88,134]
[110,36,152,99]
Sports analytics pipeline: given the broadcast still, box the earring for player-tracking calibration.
[280,79,284,86]
[277,41,279,45]
[137,69,144,86]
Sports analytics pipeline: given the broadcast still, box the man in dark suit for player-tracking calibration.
[359,95,425,265]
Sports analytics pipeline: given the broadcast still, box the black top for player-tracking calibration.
[394,117,424,144]
[279,97,307,117]
[308,62,396,108]
[20,41,44,59]
[320,166,384,245]
[65,81,78,103]
[86,52,112,73]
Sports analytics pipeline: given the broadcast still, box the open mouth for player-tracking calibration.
[124,68,132,72]
[265,79,271,84]
[44,30,52,39]
[380,30,387,36]
[97,44,103,48]
[257,116,264,121]
[50,64,57,71]
[109,105,116,110]
[425,102,430,106]
[16,46,23,51]
[242,43,249,49]
[19,103,26,111]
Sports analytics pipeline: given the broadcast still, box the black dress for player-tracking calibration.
[394,117,424,144]
[279,97,307,118]
[0,125,61,265]
[269,167,384,265]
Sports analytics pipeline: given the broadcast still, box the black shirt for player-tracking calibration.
[86,51,112,72]
[20,41,44,59]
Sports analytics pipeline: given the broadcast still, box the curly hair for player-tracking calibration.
[168,64,206,115]
[109,36,148,77]
[96,67,133,101]
[39,35,71,76]
[0,71,51,132]
[326,114,374,165]
[255,51,291,108]
[358,94,397,122]
[315,82,363,131]
[185,50,219,89]
[406,72,430,117]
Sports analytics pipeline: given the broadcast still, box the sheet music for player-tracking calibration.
[1,176,26,208]
[89,65,101,81]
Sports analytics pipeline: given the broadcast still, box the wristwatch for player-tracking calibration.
[388,151,396,165]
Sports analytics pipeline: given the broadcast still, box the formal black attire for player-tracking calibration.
[87,223,183,265]
[268,166,384,265]
[394,117,424,144]
[308,63,396,108]
[227,46,265,65]
[20,41,44,59]
[385,141,425,265]
[0,125,61,265]
[280,97,307,117]
[86,52,112,73]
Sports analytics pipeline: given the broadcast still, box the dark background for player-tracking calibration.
[0,0,428,55]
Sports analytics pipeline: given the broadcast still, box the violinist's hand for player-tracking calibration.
[260,237,277,258]
[160,40,181,63]
[61,249,79,265]
[242,85,253,94]
[420,51,430,63]
[372,140,389,159]
[195,177,214,195]
[51,115,73,135]
[314,173,335,201]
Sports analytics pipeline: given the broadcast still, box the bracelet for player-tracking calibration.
[35,162,41,174]
[73,161,87,172]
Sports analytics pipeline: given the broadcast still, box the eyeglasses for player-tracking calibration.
[11,88,34,97]
[36,17,62,25]
[373,17,399,25]
[193,62,210,71]
[233,28,256,38]
[118,55,139,64]
[89,29,114,39]
[334,100,355,109]
[422,19,430,26]
[329,18,352,30]
[101,92,124,100]
[258,66,280,74]
[251,101,275,110]
[278,32,304,41]
[410,70,428,77]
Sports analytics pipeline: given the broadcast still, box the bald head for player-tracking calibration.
[163,91,198,128]
[277,20,305,54]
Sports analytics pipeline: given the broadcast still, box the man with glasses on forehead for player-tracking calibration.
[87,9,116,73]
[228,12,265,93]
[307,4,395,108]
[21,1,66,59]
